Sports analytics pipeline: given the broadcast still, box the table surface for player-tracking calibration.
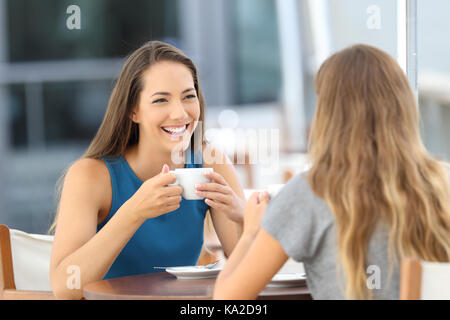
[83,272,311,300]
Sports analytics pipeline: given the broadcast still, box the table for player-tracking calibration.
[83,272,312,300]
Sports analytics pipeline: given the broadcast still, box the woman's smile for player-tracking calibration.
[161,123,190,139]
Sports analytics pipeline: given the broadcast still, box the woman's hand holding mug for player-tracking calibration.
[128,164,183,222]
[194,171,245,223]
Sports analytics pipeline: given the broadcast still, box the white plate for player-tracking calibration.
[165,266,223,279]
[267,273,307,288]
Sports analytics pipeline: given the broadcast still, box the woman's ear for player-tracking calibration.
[130,109,139,123]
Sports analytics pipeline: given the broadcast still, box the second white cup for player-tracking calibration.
[267,184,285,199]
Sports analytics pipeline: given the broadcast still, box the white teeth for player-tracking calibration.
[162,124,187,134]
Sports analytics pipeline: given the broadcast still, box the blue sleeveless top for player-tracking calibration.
[98,149,209,279]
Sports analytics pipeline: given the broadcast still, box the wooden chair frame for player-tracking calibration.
[0,224,55,300]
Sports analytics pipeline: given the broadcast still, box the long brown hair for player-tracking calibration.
[49,41,206,233]
[307,44,450,299]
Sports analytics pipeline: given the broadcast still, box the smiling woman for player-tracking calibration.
[48,41,245,300]
[128,60,201,158]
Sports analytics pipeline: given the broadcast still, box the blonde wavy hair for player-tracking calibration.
[307,44,450,299]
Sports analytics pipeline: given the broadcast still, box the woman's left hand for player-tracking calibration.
[195,171,244,223]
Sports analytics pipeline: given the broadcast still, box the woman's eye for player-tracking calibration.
[184,94,197,100]
[152,98,167,104]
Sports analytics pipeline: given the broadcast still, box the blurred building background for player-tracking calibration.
[0,0,449,234]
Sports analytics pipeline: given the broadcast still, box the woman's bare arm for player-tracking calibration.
[49,159,144,300]
[213,228,288,299]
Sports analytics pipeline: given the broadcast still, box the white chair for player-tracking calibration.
[400,257,450,300]
[0,224,55,299]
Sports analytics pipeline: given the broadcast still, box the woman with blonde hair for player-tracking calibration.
[49,41,245,300]
[213,44,450,300]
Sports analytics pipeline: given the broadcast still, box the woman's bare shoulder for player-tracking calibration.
[66,158,110,183]
[63,158,112,216]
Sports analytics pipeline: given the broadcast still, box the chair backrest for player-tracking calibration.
[0,225,15,294]
[9,228,54,291]
[0,224,54,299]
[400,257,450,300]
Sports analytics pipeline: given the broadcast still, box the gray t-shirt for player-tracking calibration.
[261,173,400,300]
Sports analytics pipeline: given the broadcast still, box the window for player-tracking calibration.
[327,0,398,57]
[5,0,180,150]
[43,80,111,145]
[7,0,179,61]
[231,0,282,104]
[417,0,450,161]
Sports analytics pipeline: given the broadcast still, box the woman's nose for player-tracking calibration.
[169,100,189,120]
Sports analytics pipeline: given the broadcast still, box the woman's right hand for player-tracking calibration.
[127,164,183,221]
[242,191,270,239]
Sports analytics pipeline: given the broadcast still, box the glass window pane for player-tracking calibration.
[327,0,399,60]
[231,0,281,104]
[43,80,111,145]
[7,84,27,148]
[417,0,450,161]
[7,0,179,62]
[418,0,450,73]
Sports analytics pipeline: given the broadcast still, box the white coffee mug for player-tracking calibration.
[169,168,214,200]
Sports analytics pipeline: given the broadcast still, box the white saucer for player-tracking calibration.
[267,273,307,288]
[165,266,223,280]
